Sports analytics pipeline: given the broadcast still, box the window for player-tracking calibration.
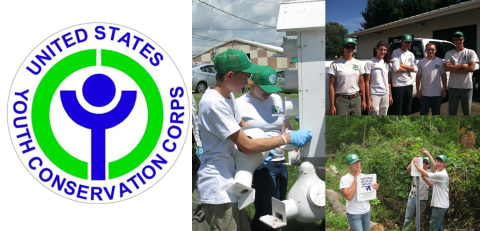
[411,41,424,59]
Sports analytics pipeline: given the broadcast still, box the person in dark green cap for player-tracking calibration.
[328,37,366,115]
[403,148,436,230]
[444,31,479,115]
[236,66,294,231]
[197,49,313,231]
[391,34,417,115]
[412,153,449,231]
[340,154,380,231]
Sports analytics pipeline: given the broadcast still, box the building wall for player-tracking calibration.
[192,41,296,70]
[356,7,480,59]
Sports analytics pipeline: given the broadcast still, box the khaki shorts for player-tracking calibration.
[203,203,250,231]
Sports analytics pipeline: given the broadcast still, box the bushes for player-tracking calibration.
[328,116,480,230]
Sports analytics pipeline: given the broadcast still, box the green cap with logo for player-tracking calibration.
[212,49,266,74]
[453,31,464,38]
[436,155,447,163]
[423,157,430,164]
[402,34,413,42]
[346,154,361,165]
[342,37,357,46]
[251,66,282,93]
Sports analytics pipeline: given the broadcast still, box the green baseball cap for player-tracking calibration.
[453,31,464,38]
[402,34,413,42]
[342,38,357,46]
[212,49,266,74]
[436,155,447,163]
[346,154,361,165]
[423,157,430,164]
[251,66,283,93]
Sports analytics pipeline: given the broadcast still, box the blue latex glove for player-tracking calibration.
[289,129,313,147]
[257,149,275,170]
[294,116,299,122]
[198,147,204,162]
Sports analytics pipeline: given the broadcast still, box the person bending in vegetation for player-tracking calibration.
[412,153,449,231]
[340,154,380,231]
[403,148,436,230]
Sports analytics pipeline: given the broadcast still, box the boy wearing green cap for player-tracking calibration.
[444,31,479,115]
[197,49,313,230]
[403,148,436,230]
[412,153,449,231]
[328,38,366,115]
[236,66,295,230]
[391,34,418,115]
[340,154,380,231]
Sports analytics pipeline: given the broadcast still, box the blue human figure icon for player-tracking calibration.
[60,74,136,180]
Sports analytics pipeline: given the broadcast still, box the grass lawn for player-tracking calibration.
[193,92,324,230]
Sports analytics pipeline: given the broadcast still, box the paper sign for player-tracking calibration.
[411,157,423,177]
[356,174,377,201]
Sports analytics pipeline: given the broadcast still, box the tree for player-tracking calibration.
[360,0,404,30]
[326,22,349,58]
[361,0,461,30]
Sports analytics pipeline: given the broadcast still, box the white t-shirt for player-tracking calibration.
[197,87,242,204]
[339,173,370,214]
[364,57,390,95]
[444,48,479,89]
[409,169,431,200]
[428,169,449,208]
[391,48,418,87]
[417,57,446,97]
[328,57,364,95]
[236,93,289,161]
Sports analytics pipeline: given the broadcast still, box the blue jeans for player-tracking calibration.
[347,210,371,231]
[430,207,447,231]
[449,88,473,115]
[250,160,288,231]
[420,96,442,115]
[403,197,427,230]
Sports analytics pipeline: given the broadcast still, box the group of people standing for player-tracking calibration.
[329,32,478,115]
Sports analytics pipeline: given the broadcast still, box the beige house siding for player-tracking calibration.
[192,40,297,70]
[355,7,480,59]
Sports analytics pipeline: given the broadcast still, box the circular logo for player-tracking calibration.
[271,106,281,114]
[352,155,357,160]
[385,64,388,69]
[269,74,276,84]
[408,58,412,62]
[435,64,439,69]
[406,36,410,39]
[7,23,189,203]
[348,38,353,42]
[353,65,359,71]
[463,55,468,61]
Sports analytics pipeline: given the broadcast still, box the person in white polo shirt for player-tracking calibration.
[364,41,393,115]
[444,31,479,115]
[416,43,447,115]
[236,66,294,231]
[402,148,436,230]
[197,49,313,231]
[412,154,449,231]
[328,38,366,115]
[391,34,418,115]
[340,154,380,231]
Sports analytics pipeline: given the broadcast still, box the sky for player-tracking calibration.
[192,0,368,56]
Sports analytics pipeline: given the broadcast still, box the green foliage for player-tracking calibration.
[360,0,460,30]
[327,116,480,230]
[326,22,349,58]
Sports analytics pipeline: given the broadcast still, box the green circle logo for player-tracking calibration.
[7,23,189,203]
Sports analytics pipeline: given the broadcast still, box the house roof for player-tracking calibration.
[192,38,283,59]
[347,0,480,37]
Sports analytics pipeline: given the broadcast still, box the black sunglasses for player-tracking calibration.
[426,48,436,52]
[344,45,356,49]
[454,39,463,42]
